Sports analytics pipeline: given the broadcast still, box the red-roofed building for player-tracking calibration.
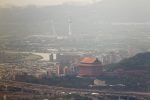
[77,57,102,77]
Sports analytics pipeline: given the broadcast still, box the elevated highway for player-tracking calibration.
[0,80,150,99]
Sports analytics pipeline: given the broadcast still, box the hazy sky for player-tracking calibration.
[0,0,102,7]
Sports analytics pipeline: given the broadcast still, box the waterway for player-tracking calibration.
[32,52,50,61]
[6,51,51,61]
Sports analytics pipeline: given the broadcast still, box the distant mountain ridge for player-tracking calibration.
[0,0,150,35]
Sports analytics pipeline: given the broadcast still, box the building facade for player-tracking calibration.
[77,57,102,77]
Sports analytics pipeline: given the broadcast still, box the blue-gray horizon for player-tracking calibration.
[0,0,102,7]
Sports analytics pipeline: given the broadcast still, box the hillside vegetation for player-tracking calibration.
[107,52,150,71]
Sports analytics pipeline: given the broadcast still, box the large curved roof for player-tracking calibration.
[80,57,100,64]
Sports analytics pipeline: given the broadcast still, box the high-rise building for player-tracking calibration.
[51,20,57,37]
[68,17,72,36]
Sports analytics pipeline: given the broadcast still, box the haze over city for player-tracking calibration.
[0,0,102,7]
[0,0,150,100]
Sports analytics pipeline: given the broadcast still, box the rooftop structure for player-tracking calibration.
[80,57,98,64]
[77,57,102,77]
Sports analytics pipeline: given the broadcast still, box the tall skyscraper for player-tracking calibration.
[51,20,57,36]
[68,17,72,36]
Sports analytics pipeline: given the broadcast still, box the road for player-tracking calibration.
[0,80,150,98]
